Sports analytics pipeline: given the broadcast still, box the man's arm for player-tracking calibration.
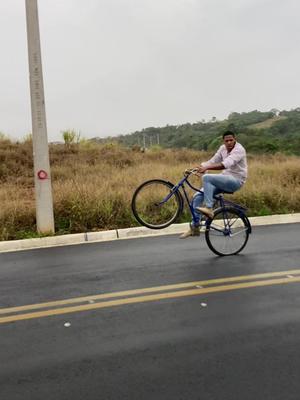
[202,147,223,166]
[197,146,224,173]
[197,144,246,173]
[197,162,224,174]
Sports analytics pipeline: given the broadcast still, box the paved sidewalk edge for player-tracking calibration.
[0,213,300,253]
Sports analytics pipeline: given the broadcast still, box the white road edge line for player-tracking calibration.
[0,213,299,253]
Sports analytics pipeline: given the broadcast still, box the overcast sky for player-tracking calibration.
[1,0,299,142]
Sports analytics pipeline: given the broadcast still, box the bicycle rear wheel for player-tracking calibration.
[205,207,250,256]
[131,179,183,229]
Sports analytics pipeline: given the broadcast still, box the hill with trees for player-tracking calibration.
[93,108,300,155]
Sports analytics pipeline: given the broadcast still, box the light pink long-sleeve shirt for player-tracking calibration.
[202,142,248,184]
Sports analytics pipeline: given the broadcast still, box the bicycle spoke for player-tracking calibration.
[132,180,182,229]
[229,227,249,238]
[205,207,249,256]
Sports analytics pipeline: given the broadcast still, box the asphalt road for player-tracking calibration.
[0,224,300,400]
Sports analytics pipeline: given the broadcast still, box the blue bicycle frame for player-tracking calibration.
[159,173,251,232]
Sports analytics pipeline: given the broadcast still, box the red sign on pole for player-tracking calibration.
[37,169,48,180]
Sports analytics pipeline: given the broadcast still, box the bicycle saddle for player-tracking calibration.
[214,191,233,199]
[221,190,233,194]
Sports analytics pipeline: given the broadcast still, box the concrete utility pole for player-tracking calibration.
[25,0,55,233]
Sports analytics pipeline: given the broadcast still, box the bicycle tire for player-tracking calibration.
[205,206,250,256]
[131,179,183,229]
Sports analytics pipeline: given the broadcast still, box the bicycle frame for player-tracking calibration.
[161,173,251,233]
[132,172,252,255]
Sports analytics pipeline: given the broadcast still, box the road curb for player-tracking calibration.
[0,213,300,253]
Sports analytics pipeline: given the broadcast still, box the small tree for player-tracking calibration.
[0,131,8,141]
[61,129,80,148]
[22,133,33,143]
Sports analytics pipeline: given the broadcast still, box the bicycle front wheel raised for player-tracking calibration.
[131,179,183,229]
[205,207,250,256]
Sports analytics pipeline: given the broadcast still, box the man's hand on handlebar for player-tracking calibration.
[184,167,204,177]
[196,165,207,174]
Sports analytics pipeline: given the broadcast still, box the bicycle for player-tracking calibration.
[131,168,252,256]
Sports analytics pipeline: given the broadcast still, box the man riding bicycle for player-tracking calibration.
[180,130,248,238]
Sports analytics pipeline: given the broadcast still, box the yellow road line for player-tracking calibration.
[1,275,300,324]
[0,269,300,315]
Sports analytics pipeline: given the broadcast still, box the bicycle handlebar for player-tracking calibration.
[184,167,202,177]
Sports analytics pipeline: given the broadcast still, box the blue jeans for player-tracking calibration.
[191,174,242,227]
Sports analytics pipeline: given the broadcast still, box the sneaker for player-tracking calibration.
[196,206,214,219]
[179,225,200,239]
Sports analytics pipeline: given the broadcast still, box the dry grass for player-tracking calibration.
[0,140,299,240]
